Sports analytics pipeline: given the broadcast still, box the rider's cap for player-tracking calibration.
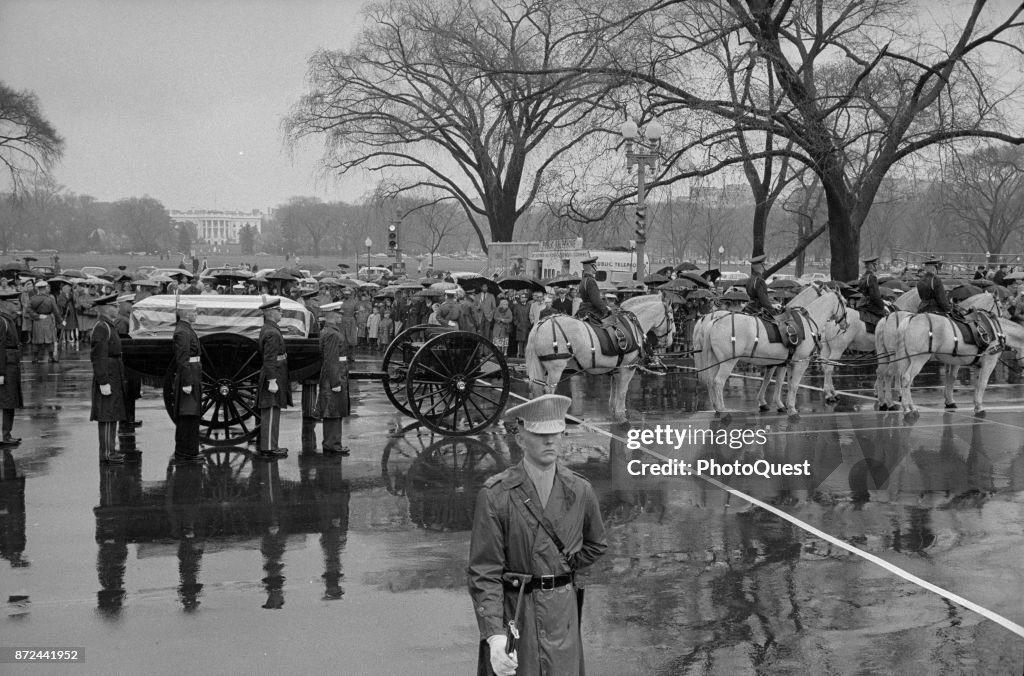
[259,296,281,311]
[924,258,942,266]
[580,256,598,265]
[749,254,766,265]
[862,256,879,265]
[506,394,572,435]
[92,292,119,307]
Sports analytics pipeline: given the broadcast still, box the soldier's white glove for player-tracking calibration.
[182,386,192,395]
[0,376,5,386]
[100,384,112,396]
[268,379,279,393]
[331,385,342,392]
[487,635,517,676]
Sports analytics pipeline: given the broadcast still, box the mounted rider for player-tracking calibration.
[857,256,888,329]
[917,258,953,315]
[574,256,666,373]
[743,254,778,318]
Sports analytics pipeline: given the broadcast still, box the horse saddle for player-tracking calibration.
[758,309,806,347]
[586,312,642,356]
[953,310,1001,351]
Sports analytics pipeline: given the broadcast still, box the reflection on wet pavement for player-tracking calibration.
[1,354,1022,675]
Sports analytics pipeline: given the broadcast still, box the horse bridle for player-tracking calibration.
[648,304,674,341]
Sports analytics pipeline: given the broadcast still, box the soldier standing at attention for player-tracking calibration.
[917,258,952,314]
[91,293,127,464]
[29,280,58,363]
[113,294,142,433]
[258,297,291,458]
[468,394,607,676]
[314,302,351,455]
[0,291,23,446]
[574,257,608,320]
[172,301,203,462]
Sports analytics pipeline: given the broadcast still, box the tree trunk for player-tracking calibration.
[821,168,860,282]
[751,200,769,257]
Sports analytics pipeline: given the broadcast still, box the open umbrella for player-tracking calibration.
[950,284,983,301]
[680,271,712,288]
[688,288,715,300]
[879,287,902,299]
[1005,271,1024,281]
[655,266,675,276]
[661,277,697,291]
[973,278,995,288]
[722,288,749,301]
[457,276,501,296]
[134,279,161,288]
[414,288,444,299]
[725,277,749,288]
[430,281,460,291]
[769,278,802,289]
[544,274,581,288]
[337,278,361,288]
[597,280,618,292]
[375,287,398,298]
[881,279,908,290]
[986,284,1011,299]
[700,269,722,284]
[208,269,253,281]
[496,275,545,294]
[643,273,669,286]
[674,262,700,272]
[60,269,86,279]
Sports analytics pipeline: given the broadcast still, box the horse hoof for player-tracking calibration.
[945,403,957,410]
[776,407,787,414]
[904,409,919,420]
[974,409,986,418]
[877,404,889,411]
[787,409,800,419]
[759,404,770,412]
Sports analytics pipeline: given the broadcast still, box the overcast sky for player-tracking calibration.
[1,0,371,211]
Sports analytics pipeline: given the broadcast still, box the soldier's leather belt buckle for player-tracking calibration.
[338,356,348,362]
[539,574,556,591]
[37,314,50,318]
[275,355,287,361]
[188,356,201,363]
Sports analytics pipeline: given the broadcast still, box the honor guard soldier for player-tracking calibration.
[258,296,291,458]
[917,258,952,314]
[0,290,23,446]
[435,287,462,327]
[28,279,58,363]
[114,294,142,433]
[858,256,887,321]
[172,301,202,462]
[575,256,608,320]
[314,302,351,455]
[744,254,777,316]
[90,293,127,464]
[337,288,359,348]
[468,394,607,676]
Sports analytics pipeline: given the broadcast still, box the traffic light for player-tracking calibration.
[635,205,647,238]
[387,222,399,252]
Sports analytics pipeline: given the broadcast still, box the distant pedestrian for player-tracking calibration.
[28,280,58,363]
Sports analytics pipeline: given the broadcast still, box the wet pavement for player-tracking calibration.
[1,347,1023,675]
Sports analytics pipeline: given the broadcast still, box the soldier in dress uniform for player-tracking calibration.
[314,302,351,455]
[257,296,291,458]
[0,291,23,447]
[28,279,58,363]
[172,301,202,462]
[574,256,608,320]
[113,294,142,434]
[337,288,359,348]
[917,258,952,314]
[299,289,321,444]
[468,394,607,676]
[435,288,462,327]
[90,293,127,464]
[857,256,887,321]
[744,254,777,316]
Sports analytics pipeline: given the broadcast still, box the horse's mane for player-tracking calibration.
[621,294,663,310]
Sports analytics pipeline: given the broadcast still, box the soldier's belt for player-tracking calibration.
[338,356,348,362]
[275,354,287,361]
[502,573,573,593]
[188,356,201,363]
[36,314,51,318]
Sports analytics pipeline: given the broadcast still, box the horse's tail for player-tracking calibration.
[696,315,717,385]
[524,325,545,393]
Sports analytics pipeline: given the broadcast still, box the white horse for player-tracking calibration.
[875,290,998,410]
[525,294,675,422]
[695,289,847,416]
[896,297,1020,416]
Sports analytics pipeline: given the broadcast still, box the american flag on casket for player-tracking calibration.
[129,295,313,339]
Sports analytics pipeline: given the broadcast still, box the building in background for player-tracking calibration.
[169,209,267,247]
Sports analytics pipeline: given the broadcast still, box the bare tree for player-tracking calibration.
[0,83,64,196]
[532,0,1024,280]
[284,0,623,252]
[109,196,171,253]
[404,194,462,266]
[277,196,339,257]
[938,144,1024,260]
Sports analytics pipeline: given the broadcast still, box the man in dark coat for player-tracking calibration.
[257,297,292,458]
[575,257,608,320]
[337,288,359,348]
[994,264,1008,285]
[917,258,952,314]
[436,288,462,327]
[551,287,573,315]
[314,303,351,455]
[857,256,887,320]
[172,301,202,461]
[468,394,607,676]
[744,254,776,316]
[90,293,127,464]
[113,294,142,434]
[512,292,531,357]
[28,280,58,363]
[0,291,23,446]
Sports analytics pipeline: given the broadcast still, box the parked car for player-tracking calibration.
[81,266,107,277]
[799,272,829,284]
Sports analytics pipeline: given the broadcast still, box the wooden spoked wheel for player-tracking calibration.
[405,331,510,436]
[381,324,449,417]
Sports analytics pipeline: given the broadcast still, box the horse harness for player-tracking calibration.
[921,310,1005,364]
[536,308,671,370]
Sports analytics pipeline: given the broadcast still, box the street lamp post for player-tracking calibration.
[718,245,725,269]
[621,117,664,281]
[365,237,373,277]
